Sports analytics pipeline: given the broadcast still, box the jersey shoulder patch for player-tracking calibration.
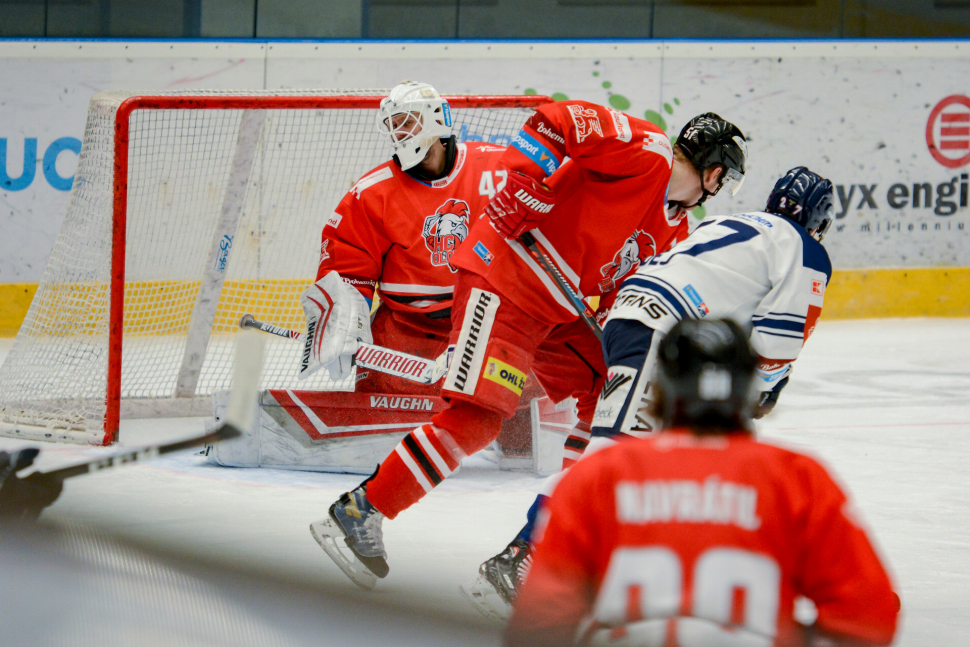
[351,165,395,198]
[640,130,673,168]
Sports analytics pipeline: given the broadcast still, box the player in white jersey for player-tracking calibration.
[462,166,835,619]
[594,165,833,435]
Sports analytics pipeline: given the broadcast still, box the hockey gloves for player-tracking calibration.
[300,271,373,382]
[485,171,555,239]
[754,376,789,419]
[0,448,63,522]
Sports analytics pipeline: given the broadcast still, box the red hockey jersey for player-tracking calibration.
[451,101,688,326]
[317,142,508,315]
[507,431,900,647]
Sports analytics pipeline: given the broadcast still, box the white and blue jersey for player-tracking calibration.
[606,210,831,392]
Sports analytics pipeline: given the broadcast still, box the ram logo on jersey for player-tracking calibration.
[423,199,470,269]
[567,104,603,143]
[684,284,710,316]
[599,230,657,292]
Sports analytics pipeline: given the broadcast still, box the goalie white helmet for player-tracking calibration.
[377,81,453,170]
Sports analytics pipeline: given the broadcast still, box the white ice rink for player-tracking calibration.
[1,317,968,646]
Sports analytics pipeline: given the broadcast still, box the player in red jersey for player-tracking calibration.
[506,319,900,647]
[309,102,748,589]
[300,80,514,395]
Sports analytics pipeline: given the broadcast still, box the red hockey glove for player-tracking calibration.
[485,171,556,239]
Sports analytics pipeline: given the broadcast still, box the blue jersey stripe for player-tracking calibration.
[620,278,691,319]
[753,318,806,333]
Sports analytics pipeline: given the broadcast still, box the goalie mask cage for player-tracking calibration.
[0,90,551,445]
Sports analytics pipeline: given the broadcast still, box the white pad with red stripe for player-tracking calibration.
[299,271,373,381]
[206,389,446,474]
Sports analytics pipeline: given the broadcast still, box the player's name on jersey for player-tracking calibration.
[615,477,762,531]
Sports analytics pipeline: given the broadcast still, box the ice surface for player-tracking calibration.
[1,317,967,645]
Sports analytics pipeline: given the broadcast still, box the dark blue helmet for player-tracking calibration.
[765,167,835,241]
[656,319,758,430]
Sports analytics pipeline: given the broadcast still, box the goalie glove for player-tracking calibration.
[485,171,556,239]
[300,271,373,381]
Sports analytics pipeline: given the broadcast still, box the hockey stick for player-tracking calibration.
[19,330,265,484]
[518,231,603,342]
[239,314,449,385]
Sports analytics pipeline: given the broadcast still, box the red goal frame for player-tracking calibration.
[104,94,552,444]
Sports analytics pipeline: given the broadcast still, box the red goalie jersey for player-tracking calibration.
[317,142,508,315]
[508,432,900,647]
[451,101,688,326]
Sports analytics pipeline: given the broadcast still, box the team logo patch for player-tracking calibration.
[592,365,639,430]
[320,238,331,262]
[599,230,657,292]
[684,284,710,317]
[473,241,494,265]
[483,357,528,396]
[423,198,469,270]
[567,104,603,143]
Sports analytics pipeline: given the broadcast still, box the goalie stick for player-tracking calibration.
[518,231,603,341]
[239,314,449,385]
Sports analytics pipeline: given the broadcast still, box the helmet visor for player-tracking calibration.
[720,167,745,197]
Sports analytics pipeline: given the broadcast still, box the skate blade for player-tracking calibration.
[459,575,511,623]
[309,517,378,591]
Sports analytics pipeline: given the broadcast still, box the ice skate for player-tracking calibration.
[460,538,532,622]
[310,488,388,590]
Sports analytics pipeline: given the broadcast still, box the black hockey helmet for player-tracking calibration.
[656,319,758,430]
[766,166,835,241]
[676,113,748,205]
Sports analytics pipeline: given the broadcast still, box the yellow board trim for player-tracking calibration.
[1,268,968,337]
[824,267,970,319]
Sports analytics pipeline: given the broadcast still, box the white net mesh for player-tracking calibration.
[0,90,538,444]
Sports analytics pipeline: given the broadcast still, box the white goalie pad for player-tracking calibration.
[531,396,579,476]
[207,390,576,475]
[206,389,445,474]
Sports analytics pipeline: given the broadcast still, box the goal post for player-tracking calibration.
[0,90,552,445]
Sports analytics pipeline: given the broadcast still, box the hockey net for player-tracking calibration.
[0,90,550,445]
